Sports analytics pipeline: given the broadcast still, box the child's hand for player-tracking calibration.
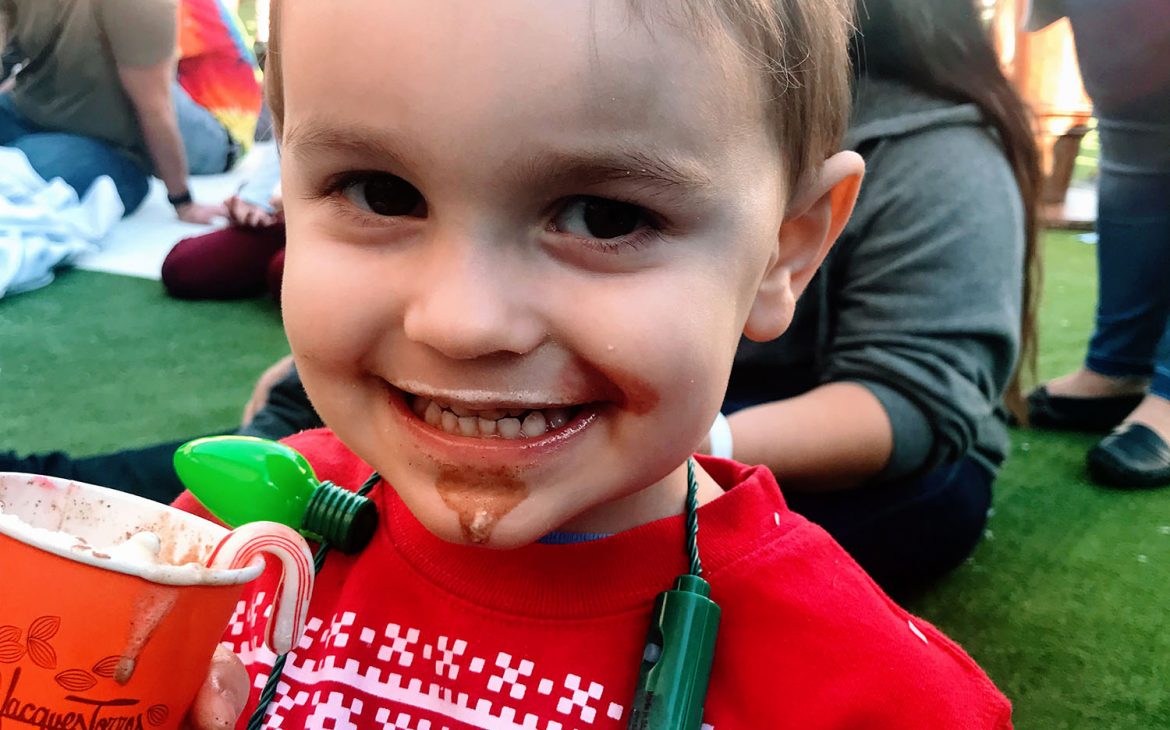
[177,200,230,225]
[226,195,282,228]
[181,645,249,730]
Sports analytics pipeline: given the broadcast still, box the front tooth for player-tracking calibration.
[546,408,569,429]
[451,404,472,417]
[479,409,504,420]
[441,410,459,433]
[507,409,525,418]
[497,417,522,439]
[521,411,547,437]
[425,401,442,426]
[411,397,429,416]
[458,416,478,436]
[478,417,498,436]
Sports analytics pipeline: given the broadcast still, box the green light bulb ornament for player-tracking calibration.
[174,436,378,554]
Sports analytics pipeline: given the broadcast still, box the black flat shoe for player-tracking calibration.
[1087,423,1170,489]
[1026,385,1144,432]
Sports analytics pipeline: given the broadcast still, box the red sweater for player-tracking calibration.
[175,428,1012,729]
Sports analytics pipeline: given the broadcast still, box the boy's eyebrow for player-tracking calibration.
[516,149,712,195]
[283,120,710,193]
[282,121,418,169]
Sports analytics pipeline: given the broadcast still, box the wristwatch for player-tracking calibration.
[167,190,194,209]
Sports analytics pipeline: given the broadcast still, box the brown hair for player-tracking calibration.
[263,0,284,137]
[854,0,1043,421]
[263,0,855,196]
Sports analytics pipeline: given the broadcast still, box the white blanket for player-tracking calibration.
[0,148,124,298]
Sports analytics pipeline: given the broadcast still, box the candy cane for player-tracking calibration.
[207,521,314,655]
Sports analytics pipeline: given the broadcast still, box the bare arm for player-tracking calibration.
[117,61,225,223]
[727,383,893,491]
[116,60,189,198]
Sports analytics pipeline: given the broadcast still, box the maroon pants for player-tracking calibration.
[161,223,287,301]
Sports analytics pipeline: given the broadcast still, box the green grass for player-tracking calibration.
[907,232,1170,728]
[1072,127,1100,186]
[0,274,289,453]
[2,232,1167,727]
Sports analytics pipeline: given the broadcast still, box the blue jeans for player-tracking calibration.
[783,458,993,597]
[0,94,150,214]
[721,397,992,595]
[173,81,239,175]
[1085,166,1170,401]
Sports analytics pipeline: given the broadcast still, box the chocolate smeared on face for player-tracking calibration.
[618,371,660,416]
[434,466,528,544]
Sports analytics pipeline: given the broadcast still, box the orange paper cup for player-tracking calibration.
[0,472,312,730]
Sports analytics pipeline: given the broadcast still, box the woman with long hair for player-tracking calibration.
[719,0,1041,594]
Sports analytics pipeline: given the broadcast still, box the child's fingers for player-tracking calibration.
[226,197,244,226]
[182,644,249,730]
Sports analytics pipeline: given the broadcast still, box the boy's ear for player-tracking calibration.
[743,151,864,342]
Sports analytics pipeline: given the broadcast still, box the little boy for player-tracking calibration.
[181,0,1012,727]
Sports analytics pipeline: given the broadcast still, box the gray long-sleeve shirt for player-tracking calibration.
[727,79,1025,480]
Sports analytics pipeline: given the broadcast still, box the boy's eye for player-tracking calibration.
[341,174,427,217]
[552,197,648,239]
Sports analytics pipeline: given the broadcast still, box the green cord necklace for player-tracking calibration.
[627,456,721,730]
[177,437,718,730]
[246,470,381,730]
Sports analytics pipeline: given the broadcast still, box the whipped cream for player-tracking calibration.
[105,531,164,564]
[0,507,83,552]
[0,494,261,587]
[0,502,165,565]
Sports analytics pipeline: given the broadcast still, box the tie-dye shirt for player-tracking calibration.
[177,0,262,150]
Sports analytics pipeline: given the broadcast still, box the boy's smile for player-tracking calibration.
[275,0,859,547]
[393,384,602,452]
[406,391,584,441]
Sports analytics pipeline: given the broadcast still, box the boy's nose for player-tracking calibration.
[402,237,547,360]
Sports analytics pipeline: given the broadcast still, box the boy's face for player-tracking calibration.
[279,0,804,546]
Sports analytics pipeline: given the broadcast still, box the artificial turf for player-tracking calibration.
[908,232,1170,728]
[0,275,290,453]
[1,231,1166,727]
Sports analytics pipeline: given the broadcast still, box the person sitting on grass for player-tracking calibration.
[173,0,263,176]
[0,0,223,221]
[727,0,1040,594]
[177,1,1013,727]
